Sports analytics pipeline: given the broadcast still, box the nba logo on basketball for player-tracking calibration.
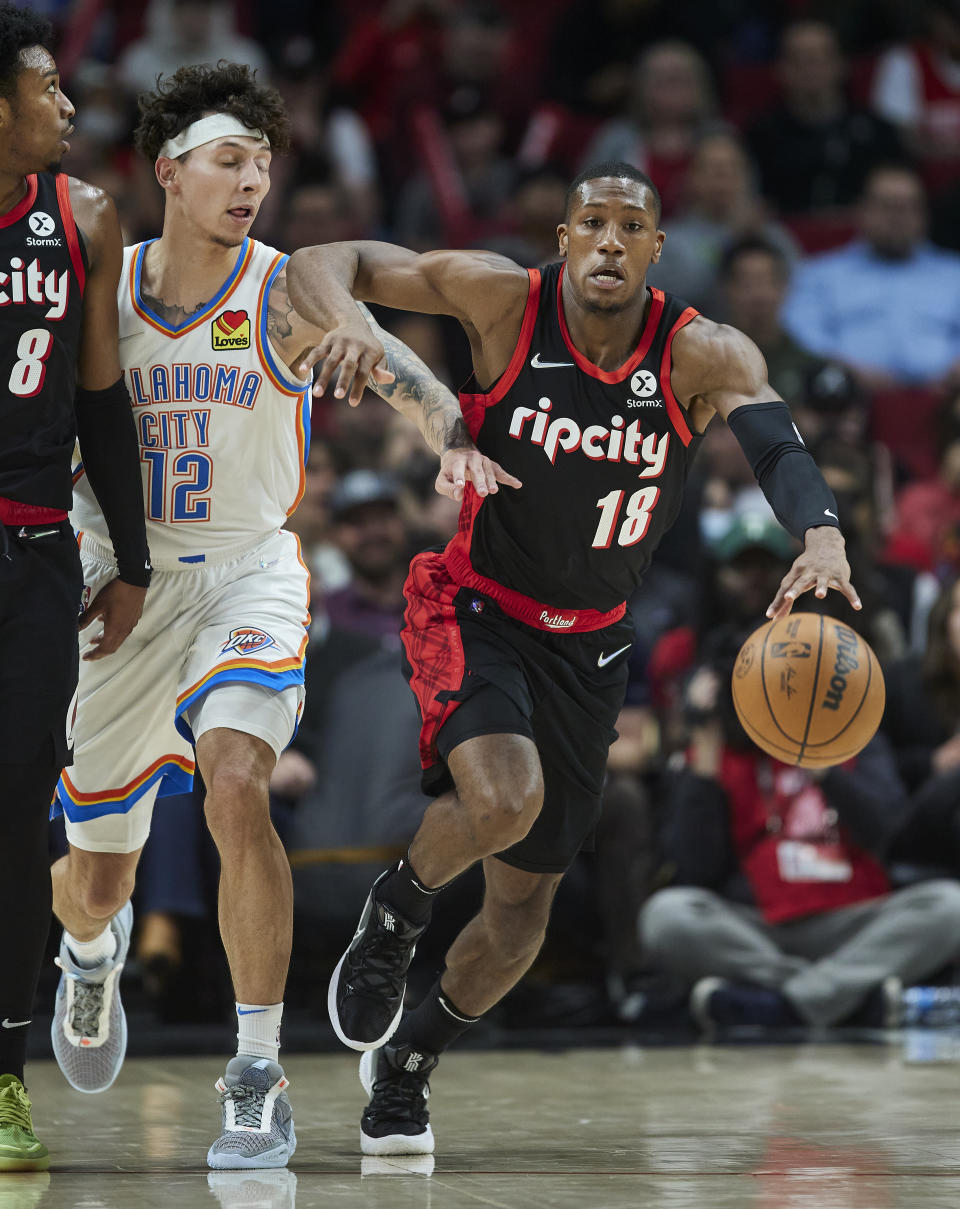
[211,309,250,350]
[220,627,276,655]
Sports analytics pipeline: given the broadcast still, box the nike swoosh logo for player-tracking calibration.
[824,508,838,520]
[597,644,631,668]
[1,1018,31,1029]
[236,1008,267,1016]
[531,353,574,369]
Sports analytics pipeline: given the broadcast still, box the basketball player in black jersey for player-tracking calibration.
[287,161,859,1155]
[0,3,149,1169]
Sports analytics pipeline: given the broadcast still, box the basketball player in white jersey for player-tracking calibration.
[47,63,516,1170]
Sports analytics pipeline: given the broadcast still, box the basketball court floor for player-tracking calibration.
[8,1039,960,1208]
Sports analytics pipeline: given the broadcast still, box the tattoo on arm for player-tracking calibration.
[359,305,471,456]
[266,269,297,346]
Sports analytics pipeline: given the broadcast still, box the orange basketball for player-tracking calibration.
[731,613,886,768]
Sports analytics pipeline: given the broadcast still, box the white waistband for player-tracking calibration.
[78,530,282,572]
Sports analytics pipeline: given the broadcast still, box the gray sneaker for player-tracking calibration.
[51,901,132,1093]
[207,1058,297,1170]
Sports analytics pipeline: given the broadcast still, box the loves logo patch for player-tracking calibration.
[212,308,250,350]
[220,626,276,655]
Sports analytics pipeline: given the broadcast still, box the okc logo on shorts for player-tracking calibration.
[221,626,276,655]
[212,308,250,350]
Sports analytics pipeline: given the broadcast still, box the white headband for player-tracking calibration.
[159,114,269,160]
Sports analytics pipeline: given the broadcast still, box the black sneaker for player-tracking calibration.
[328,870,428,1051]
[359,1042,437,1155]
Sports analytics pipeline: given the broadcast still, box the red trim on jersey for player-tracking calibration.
[55,173,86,295]
[0,496,67,524]
[659,307,698,447]
[445,542,625,632]
[0,175,37,228]
[458,269,542,435]
[556,266,665,383]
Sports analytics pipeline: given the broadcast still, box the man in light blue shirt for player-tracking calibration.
[783,164,960,388]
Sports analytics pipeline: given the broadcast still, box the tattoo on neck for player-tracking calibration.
[141,290,210,326]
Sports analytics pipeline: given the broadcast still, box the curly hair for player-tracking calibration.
[134,62,291,161]
[0,3,52,103]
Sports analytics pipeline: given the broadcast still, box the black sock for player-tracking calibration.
[0,761,58,1083]
[375,854,444,925]
[394,978,481,1056]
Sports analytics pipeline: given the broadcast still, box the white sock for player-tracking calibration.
[65,925,116,970]
[236,1002,283,1063]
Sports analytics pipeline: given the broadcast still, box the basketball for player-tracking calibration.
[731,612,886,768]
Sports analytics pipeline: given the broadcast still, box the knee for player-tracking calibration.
[900,879,960,932]
[73,863,135,921]
[639,887,715,960]
[202,762,271,846]
[462,770,544,851]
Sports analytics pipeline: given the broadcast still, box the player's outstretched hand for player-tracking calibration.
[80,578,147,660]
[298,320,395,406]
[766,525,861,621]
[437,447,522,503]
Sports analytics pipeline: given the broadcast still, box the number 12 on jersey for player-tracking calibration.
[141,449,213,522]
[593,486,660,548]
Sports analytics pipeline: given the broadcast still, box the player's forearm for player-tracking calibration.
[286,243,364,331]
[363,311,472,456]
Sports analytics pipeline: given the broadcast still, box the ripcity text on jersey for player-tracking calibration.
[71,237,310,567]
[0,172,87,510]
[446,260,701,630]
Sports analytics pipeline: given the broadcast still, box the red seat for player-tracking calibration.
[783,212,857,254]
[869,386,941,481]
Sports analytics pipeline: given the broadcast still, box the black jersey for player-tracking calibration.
[446,261,701,624]
[0,172,87,510]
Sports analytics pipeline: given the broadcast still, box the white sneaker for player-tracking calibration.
[207,1058,297,1170]
[51,902,132,1093]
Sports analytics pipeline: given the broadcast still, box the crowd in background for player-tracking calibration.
[38,0,960,1034]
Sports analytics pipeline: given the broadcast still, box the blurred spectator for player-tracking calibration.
[394,92,516,249]
[871,0,960,193]
[889,435,960,574]
[782,164,960,389]
[485,164,568,267]
[640,663,960,1030]
[284,441,351,594]
[718,236,823,403]
[581,40,717,216]
[648,130,797,315]
[745,20,903,216]
[324,469,410,646]
[279,180,356,254]
[115,0,269,97]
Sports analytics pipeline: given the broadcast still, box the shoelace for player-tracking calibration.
[348,931,415,998]
[367,1069,430,1124]
[219,1082,266,1130]
[0,1085,33,1132]
[55,958,110,1037]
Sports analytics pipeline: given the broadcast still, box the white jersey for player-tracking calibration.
[72,237,310,568]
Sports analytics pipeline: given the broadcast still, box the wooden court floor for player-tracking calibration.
[7,1041,960,1208]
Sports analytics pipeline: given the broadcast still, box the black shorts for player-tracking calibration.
[0,521,83,767]
[401,558,633,874]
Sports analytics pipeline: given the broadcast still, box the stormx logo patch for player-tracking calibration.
[627,367,662,408]
[26,210,61,246]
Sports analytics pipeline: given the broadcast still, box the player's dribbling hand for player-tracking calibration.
[298,320,395,406]
[79,578,147,660]
[437,448,522,502]
[766,525,861,621]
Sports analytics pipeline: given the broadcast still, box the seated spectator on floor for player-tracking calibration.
[647,129,797,316]
[782,164,960,390]
[746,19,904,216]
[324,469,411,647]
[882,575,960,876]
[716,236,823,403]
[639,661,960,1032]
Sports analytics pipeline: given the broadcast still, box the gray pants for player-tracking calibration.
[639,881,960,1026]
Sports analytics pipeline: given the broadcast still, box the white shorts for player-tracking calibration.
[56,529,309,854]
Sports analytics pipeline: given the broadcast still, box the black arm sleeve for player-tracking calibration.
[74,378,151,587]
[726,400,841,540]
